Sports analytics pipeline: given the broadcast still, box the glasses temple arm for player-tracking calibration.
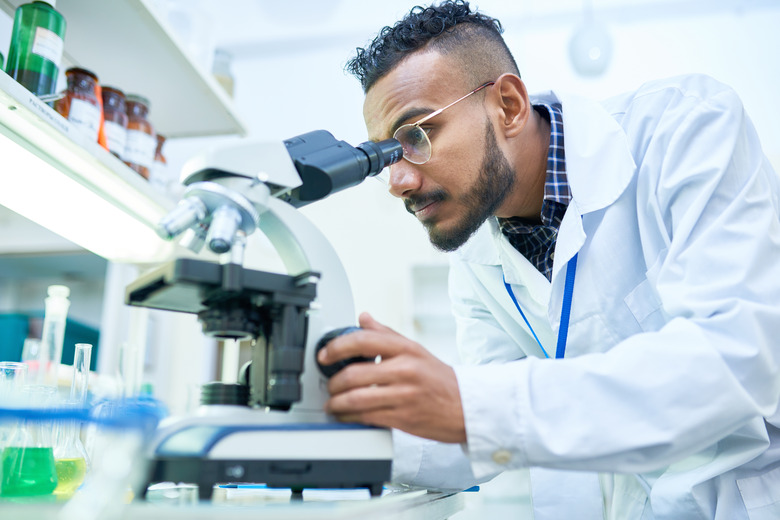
[411,81,495,126]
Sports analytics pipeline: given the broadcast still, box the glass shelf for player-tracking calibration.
[0,0,248,138]
[0,70,176,263]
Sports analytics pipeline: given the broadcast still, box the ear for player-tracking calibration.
[491,73,530,139]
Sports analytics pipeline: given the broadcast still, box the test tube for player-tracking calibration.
[39,285,71,388]
[70,343,92,405]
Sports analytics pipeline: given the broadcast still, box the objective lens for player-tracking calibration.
[206,205,242,254]
[156,197,207,240]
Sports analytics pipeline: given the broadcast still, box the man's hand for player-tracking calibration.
[318,312,466,444]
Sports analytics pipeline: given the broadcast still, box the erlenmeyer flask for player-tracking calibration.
[52,417,88,498]
[0,385,58,497]
[53,343,92,498]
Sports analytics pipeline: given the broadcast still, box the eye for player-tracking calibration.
[407,126,429,146]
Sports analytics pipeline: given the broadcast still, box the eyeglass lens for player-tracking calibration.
[393,125,431,165]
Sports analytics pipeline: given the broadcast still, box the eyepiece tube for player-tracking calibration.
[283,131,404,207]
[357,138,403,177]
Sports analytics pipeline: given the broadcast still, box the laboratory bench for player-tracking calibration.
[0,485,464,519]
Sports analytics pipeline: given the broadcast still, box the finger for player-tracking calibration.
[327,356,413,395]
[332,409,400,430]
[318,328,412,365]
[358,312,397,334]
[325,384,412,415]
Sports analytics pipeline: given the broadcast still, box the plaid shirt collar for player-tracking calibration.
[499,103,568,230]
[497,103,568,280]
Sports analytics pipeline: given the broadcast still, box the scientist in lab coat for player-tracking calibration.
[316,1,780,518]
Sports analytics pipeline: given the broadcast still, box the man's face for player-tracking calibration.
[364,52,516,251]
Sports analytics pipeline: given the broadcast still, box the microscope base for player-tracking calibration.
[140,418,394,500]
[144,457,390,499]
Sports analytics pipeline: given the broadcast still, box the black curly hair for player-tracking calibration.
[346,0,519,93]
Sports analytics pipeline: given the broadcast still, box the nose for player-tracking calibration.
[387,160,423,199]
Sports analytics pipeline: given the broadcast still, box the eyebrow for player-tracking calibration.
[369,107,434,142]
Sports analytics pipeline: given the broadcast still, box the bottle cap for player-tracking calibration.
[65,67,99,82]
[47,285,70,298]
[126,94,151,109]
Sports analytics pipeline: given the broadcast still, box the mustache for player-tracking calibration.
[404,189,448,215]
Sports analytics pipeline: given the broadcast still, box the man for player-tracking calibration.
[316,1,780,518]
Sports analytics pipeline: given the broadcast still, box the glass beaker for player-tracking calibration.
[53,343,92,498]
[0,385,58,497]
[0,362,28,448]
[0,361,27,397]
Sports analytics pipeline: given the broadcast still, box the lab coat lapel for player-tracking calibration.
[545,89,637,324]
[528,91,636,520]
[457,219,552,306]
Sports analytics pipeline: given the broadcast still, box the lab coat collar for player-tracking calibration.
[541,89,637,280]
[452,218,553,305]
[533,89,637,217]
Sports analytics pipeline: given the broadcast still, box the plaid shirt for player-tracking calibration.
[497,103,569,281]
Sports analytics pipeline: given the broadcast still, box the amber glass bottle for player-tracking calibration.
[101,87,128,159]
[54,67,101,142]
[124,94,156,179]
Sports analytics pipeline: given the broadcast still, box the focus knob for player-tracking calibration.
[315,326,373,378]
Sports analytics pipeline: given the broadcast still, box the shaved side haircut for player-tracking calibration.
[346,0,520,93]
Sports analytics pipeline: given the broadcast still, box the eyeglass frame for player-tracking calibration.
[391,80,496,166]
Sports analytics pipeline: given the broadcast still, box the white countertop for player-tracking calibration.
[0,486,464,520]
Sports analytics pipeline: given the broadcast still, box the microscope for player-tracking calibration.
[124,130,402,499]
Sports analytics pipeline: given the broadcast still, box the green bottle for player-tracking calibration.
[5,1,66,97]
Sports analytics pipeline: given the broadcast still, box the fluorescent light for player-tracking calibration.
[0,74,176,263]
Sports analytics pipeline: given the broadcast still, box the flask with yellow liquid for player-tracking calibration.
[53,343,92,499]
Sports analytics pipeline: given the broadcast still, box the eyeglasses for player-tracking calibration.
[392,81,495,166]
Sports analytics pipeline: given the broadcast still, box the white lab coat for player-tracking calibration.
[391,74,780,520]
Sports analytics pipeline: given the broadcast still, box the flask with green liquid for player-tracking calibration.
[0,386,58,497]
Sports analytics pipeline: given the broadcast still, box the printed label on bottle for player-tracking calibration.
[149,161,170,191]
[124,130,156,169]
[104,121,127,157]
[32,27,64,64]
[67,99,101,141]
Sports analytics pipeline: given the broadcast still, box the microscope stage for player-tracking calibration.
[125,258,317,315]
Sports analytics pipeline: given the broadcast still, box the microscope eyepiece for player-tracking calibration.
[283,130,403,207]
[357,138,403,178]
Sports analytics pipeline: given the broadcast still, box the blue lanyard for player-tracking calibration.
[502,253,578,359]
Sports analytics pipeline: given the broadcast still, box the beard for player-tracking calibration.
[405,121,516,252]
